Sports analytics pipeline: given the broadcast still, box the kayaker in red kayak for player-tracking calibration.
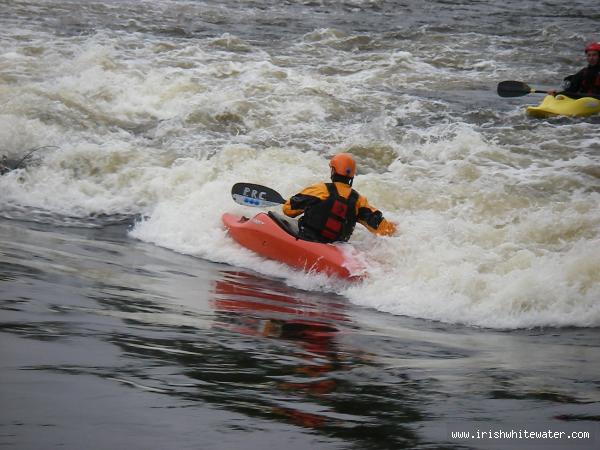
[548,42,600,97]
[282,153,397,243]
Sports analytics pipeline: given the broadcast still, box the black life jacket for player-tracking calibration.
[299,183,359,243]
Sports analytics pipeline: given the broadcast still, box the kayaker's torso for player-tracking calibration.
[564,64,600,95]
[283,181,396,242]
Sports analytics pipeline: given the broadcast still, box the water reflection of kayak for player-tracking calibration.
[211,271,351,427]
[526,95,600,118]
[222,211,365,279]
[212,271,345,342]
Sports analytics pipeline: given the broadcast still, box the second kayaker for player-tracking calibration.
[282,153,397,243]
[548,42,600,97]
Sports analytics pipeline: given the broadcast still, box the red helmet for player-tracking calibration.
[584,42,600,53]
[329,153,356,178]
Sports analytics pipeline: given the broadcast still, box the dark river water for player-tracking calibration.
[1,0,599,448]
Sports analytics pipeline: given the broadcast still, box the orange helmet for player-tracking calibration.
[329,153,356,178]
[585,42,600,53]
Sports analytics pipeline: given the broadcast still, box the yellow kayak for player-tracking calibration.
[526,95,600,118]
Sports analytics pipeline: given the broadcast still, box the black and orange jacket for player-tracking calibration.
[282,181,396,242]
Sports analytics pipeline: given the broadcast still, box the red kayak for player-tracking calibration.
[222,212,365,279]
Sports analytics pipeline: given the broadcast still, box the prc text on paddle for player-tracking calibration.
[243,187,268,200]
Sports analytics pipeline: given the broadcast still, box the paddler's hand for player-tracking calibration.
[376,220,397,237]
[547,89,557,96]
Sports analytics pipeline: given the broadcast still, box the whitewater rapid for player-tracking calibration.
[1,0,599,329]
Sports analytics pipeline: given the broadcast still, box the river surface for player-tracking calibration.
[1,0,599,448]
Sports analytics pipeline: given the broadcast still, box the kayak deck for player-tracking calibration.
[222,212,364,279]
[526,95,600,118]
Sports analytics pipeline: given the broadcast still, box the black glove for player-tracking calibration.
[366,210,383,229]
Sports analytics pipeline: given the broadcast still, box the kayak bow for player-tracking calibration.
[526,95,600,118]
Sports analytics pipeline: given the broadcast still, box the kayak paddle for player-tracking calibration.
[497,80,600,101]
[231,183,286,207]
[497,80,548,97]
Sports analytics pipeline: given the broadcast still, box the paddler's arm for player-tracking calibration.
[356,196,397,237]
[548,72,581,96]
[559,73,581,95]
[282,183,328,218]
